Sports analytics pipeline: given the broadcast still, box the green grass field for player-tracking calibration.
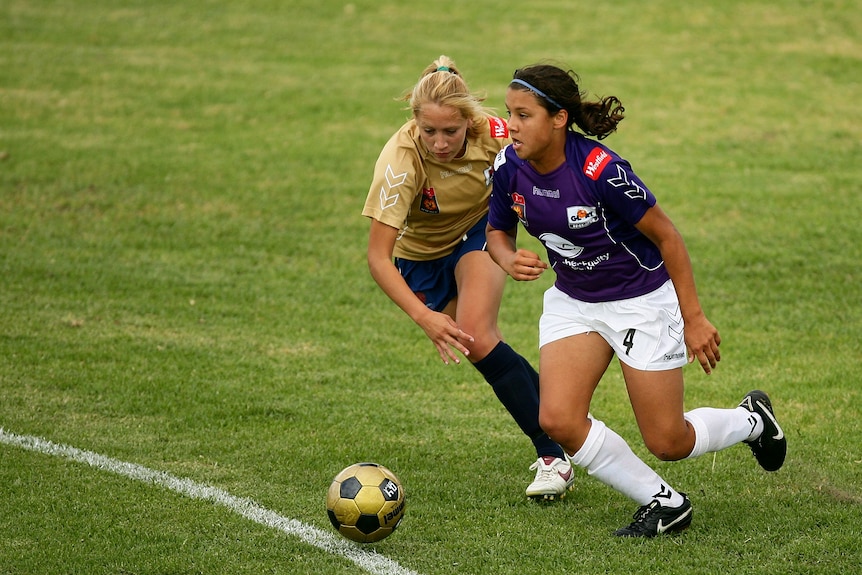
[1,1,860,573]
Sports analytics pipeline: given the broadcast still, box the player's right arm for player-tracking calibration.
[485,146,547,281]
[366,218,473,365]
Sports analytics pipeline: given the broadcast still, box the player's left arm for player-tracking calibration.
[485,223,547,281]
[635,205,721,374]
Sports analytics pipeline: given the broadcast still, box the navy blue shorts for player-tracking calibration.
[395,216,488,312]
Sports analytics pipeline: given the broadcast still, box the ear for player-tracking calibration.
[552,109,568,130]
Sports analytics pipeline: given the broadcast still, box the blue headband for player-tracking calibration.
[436,66,451,72]
[511,78,563,110]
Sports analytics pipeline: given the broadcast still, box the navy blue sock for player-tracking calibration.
[472,342,564,459]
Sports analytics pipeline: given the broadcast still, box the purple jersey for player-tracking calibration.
[489,131,670,303]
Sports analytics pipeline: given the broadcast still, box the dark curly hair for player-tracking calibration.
[511,64,625,140]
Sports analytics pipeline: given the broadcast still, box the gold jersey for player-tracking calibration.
[362,115,510,260]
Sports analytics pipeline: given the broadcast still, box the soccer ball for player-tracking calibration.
[326,462,405,543]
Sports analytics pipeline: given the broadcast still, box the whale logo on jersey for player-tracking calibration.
[539,232,584,259]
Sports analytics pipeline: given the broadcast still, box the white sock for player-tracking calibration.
[568,417,685,508]
[684,407,763,459]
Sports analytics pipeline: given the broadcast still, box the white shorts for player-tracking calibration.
[539,280,688,371]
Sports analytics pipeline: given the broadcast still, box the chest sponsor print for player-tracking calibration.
[567,205,598,229]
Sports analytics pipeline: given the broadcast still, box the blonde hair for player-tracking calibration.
[401,55,492,140]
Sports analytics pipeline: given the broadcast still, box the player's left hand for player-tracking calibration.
[685,314,721,375]
[504,249,548,281]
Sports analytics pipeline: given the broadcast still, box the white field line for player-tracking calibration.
[0,428,421,575]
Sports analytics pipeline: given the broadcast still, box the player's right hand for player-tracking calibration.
[417,310,474,365]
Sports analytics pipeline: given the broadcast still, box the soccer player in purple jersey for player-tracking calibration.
[362,56,573,500]
[486,63,787,536]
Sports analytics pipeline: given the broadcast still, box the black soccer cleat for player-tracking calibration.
[739,390,787,472]
[613,494,693,538]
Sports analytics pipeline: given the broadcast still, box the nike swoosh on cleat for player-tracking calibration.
[558,468,573,482]
[756,399,785,440]
[656,508,692,534]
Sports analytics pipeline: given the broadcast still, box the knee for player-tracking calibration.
[538,409,564,442]
[465,338,499,361]
[539,406,587,450]
[643,434,693,462]
[462,328,503,360]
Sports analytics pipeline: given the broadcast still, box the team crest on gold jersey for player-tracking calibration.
[420,187,440,214]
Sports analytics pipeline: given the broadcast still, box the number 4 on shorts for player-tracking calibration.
[623,328,636,356]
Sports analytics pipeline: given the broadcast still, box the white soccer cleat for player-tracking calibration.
[526,456,575,500]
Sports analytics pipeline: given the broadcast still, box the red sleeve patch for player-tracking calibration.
[583,147,611,180]
[488,116,509,139]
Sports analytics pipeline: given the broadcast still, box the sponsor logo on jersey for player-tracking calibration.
[567,205,598,229]
[440,163,473,179]
[488,116,509,139]
[532,185,560,198]
[558,252,610,271]
[420,187,440,214]
[493,147,508,171]
[539,232,584,258]
[583,147,611,180]
[511,192,527,224]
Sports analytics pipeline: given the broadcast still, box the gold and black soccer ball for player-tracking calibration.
[326,462,405,543]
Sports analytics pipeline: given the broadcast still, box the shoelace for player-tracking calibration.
[529,459,562,481]
[630,501,659,524]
